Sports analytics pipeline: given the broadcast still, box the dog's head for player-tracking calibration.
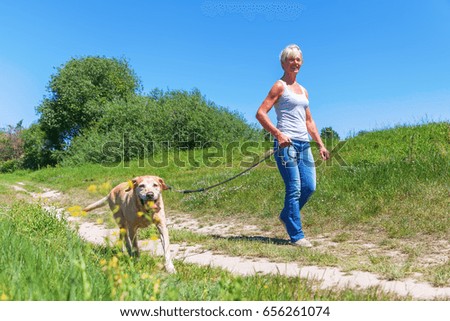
[127,176,169,209]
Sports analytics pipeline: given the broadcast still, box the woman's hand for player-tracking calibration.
[276,132,292,148]
[319,146,330,161]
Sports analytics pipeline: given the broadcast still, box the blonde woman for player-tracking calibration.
[256,44,329,247]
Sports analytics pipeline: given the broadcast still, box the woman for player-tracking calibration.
[256,44,330,247]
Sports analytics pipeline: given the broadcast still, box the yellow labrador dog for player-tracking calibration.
[83,175,175,273]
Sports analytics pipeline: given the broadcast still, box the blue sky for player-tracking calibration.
[1,0,449,138]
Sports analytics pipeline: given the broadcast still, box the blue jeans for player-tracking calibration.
[274,140,316,242]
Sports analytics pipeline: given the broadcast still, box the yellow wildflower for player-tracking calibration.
[87,184,97,193]
[109,256,119,268]
[119,292,128,301]
[112,205,120,214]
[99,181,112,194]
[153,279,161,295]
[67,205,81,212]
[127,180,134,190]
[67,205,83,217]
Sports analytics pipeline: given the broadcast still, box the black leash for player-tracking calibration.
[167,144,301,194]
[168,149,276,194]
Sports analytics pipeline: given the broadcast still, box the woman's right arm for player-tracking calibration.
[256,82,291,147]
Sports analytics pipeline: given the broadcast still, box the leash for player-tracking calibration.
[168,149,276,194]
[167,144,301,194]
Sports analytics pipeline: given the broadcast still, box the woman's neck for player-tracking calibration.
[281,73,297,85]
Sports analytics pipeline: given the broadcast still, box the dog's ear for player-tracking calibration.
[125,178,139,192]
[158,177,169,190]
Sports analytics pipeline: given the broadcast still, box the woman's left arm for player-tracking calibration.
[303,88,330,160]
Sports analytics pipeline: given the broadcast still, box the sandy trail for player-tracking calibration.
[14,184,450,300]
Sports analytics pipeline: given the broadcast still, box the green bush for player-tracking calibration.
[61,90,260,166]
[21,124,55,169]
[0,159,22,173]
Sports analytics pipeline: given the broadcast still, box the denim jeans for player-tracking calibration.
[274,139,316,242]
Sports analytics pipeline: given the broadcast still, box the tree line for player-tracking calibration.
[1,56,261,172]
[1,56,340,173]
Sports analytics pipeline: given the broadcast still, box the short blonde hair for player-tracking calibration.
[279,44,302,63]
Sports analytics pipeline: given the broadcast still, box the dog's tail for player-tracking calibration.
[83,196,108,212]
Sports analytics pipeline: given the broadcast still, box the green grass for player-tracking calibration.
[6,122,448,239]
[166,229,340,267]
[0,202,403,301]
[0,122,448,300]
[0,202,109,300]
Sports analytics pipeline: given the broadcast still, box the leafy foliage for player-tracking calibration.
[36,56,141,150]
[18,55,260,168]
[320,126,340,142]
[0,121,25,173]
[0,121,24,161]
[21,123,55,169]
[61,89,260,166]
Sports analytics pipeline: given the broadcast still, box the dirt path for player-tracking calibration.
[13,183,450,300]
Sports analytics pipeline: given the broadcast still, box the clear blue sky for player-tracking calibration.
[1,0,449,138]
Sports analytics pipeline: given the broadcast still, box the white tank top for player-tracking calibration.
[274,80,310,141]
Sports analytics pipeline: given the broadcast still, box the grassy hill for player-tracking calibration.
[0,122,448,300]
[14,122,449,237]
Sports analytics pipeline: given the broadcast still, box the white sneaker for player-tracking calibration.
[291,238,313,248]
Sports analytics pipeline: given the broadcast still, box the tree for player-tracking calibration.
[21,123,54,169]
[0,120,24,161]
[36,56,142,150]
[320,127,340,142]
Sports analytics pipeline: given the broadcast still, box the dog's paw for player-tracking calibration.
[165,262,176,274]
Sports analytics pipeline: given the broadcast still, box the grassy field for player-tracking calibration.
[0,202,400,301]
[0,122,448,300]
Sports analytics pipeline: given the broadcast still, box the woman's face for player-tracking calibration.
[282,52,303,74]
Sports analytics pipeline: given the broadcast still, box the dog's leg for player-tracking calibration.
[155,217,176,273]
[120,226,134,257]
[127,226,140,257]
